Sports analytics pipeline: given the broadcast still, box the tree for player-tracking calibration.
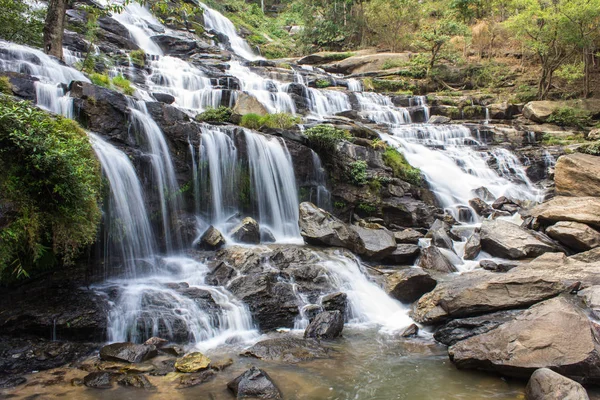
[0,0,44,47]
[363,0,421,52]
[418,18,468,73]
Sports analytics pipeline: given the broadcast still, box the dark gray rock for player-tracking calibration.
[230,217,260,244]
[399,324,419,337]
[434,310,522,346]
[0,375,26,388]
[99,343,158,364]
[394,229,424,244]
[418,246,457,273]
[151,35,198,56]
[227,366,282,399]
[386,268,437,303]
[463,232,481,260]
[117,374,155,389]
[352,225,398,260]
[1,72,38,101]
[304,311,344,339]
[321,292,347,315]
[241,337,329,364]
[469,198,493,217]
[177,370,216,389]
[152,92,175,104]
[83,372,114,389]
[260,227,276,243]
[472,187,495,202]
[298,202,359,249]
[382,244,421,265]
[480,219,562,259]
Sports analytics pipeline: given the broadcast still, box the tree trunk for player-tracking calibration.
[43,0,68,60]
[584,49,591,98]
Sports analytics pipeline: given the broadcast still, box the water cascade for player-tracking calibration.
[354,92,411,125]
[308,150,332,211]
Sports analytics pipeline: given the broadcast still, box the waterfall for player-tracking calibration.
[309,150,332,211]
[354,92,411,125]
[347,78,363,92]
[35,82,74,118]
[307,88,351,117]
[110,3,164,55]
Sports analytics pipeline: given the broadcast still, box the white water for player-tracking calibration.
[110,3,164,55]
[307,88,351,118]
[355,92,411,125]
[308,150,332,211]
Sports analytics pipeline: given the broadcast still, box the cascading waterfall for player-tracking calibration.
[110,2,164,55]
[354,92,411,125]
[308,150,332,211]
[307,88,351,118]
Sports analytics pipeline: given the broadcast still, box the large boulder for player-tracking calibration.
[523,100,600,123]
[469,198,493,217]
[418,246,457,273]
[480,219,561,259]
[555,154,600,197]
[99,343,158,364]
[351,226,397,260]
[198,225,226,250]
[232,92,268,119]
[304,311,344,339]
[449,296,600,383]
[381,244,421,265]
[546,221,600,252]
[531,197,600,228]
[386,268,437,303]
[525,368,589,400]
[241,337,329,363]
[434,310,522,346]
[298,202,359,249]
[174,352,211,373]
[394,229,424,244]
[323,53,412,75]
[229,217,260,244]
[227,366,282,399]
[321,292,347,315]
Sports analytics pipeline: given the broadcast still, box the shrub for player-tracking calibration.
[315,79,330,88]
[129,49,146,66]
[368,179,382,193]
[382,147,422,186]
[240,113,264,130]
[0,98,102,281]
[260,113,300,129]
[112,75,135,96]
[577,141,600,156]
[547,107,592,129]
[305,124,350,152]
[334,201,345,209]
[0,76,12,95]
[196,106,233,123]
[349,160,368,186]
[357,202,377,215]
[89,73,111,88]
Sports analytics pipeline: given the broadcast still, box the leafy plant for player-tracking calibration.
[112,75,135,96]
[240,113,263,130]
[261,113,300,129]
[89,73,111,88]
[0,0,44,47]
[0,76,12,95]
[334,201,345,209]
[357,202,377,215]
[196,106,233,123]
[305,125,351,152]
[547,107,592,129]
[577,141,600,156]
[349,160,368,186]
[129,49,146,66]
[315,79,331,88]
[382,147,422,186]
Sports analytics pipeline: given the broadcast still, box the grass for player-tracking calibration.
[0,76,12,95]
[239,113,300,130]
[547,107,592,129]
[112,75,135,96]
[89,73,135,96]
[382,147,422,186]
[577,141,600,156]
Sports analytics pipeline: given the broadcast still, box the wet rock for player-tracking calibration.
[546,221,600,252]
[418,246,458,273]
[469,198,493,217]
[159,345,184,357]
[144,337,168,347]
[463,232,481,260]
[229,217,260,244]
[198,225,226,250]
[394,229,424,244]
[117,374,155,389]
[428,115,452,124]
[97,16,131,38]
[99,343,158,364]
[174,352,211,373]
[304,311,344,339]
[381,244,421,265]
[151,35,198,56]
[492,196,517,210]
[434,310,523,346]
[210,358,233,371]
[1,71,38,101]
[400,324,419,338]
[227,366,282,400]
[299,202,359,249]
[152,92,175,104]
[531,197,600,228]
[386,268,437,303]
[352,226,397,260]
[83,372,114,389]
[260,227,276,243]
[321,292,347,315]
[472,187,495,202]
[526,368,589,400]
[232,92,269,120]
[242,337,329,363]
[449,296,600,383]
[177,370,216,388]
[0,375,26,388]
[479,260,517,272]
[431,228,454,251]
[303,305,323,321]
[149,359,176,376]
[480,219,561,259]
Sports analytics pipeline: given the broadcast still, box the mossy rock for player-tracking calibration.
[174,352,211,373]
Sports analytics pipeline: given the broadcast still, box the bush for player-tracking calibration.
[240,113,264,130]
[0,98,102,281]
[315,79,330,88]
[261,113,300,129]
[0,76,12,95]
[305,124,351,152]
[196,106,233,123]
[547,107,592,129]
[112,75,135,96]
[382,147,422,186]
[89,73,135,96]
[89,73,111,88]
[129,49,146,66]
[357,202,377,215]
[577,141,600,156]
[349,160,368,186]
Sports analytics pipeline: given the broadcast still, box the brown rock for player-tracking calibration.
[546,221,600,251]
[386,268,437,303]
[525,368,589,400]
[531,197,600,228]
[555,154,600,197]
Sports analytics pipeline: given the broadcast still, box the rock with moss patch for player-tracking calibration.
[174,352,211,373]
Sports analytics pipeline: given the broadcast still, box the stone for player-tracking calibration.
[463,232,481,260]
[321,292,347,315]
[469,198,493,217]
[160,345,185,357]
[479,259,517,272]
[117,374,155,389]
[492,196,517,210]
[431,228,454,251]
[472,187,495,202]
[83,372,114,389]
[434,310,522,346]
[399,324,419,337]
[523,99,600,123]
[151,35,198,56]
[588,128,600,140]
[351,226,398,260]
[526,368,590,400]
[241,337,329,363]
[304,311,344,339]
[227,366,282,399]
[152,92,175,104]
[449,296,600,383]
[260,227,276,243]
[480,219,561,259]
[144,337,168,347]
[100,343,158,364]
[546,221,600,252]
[210,358,233,371]
[386,268,437,303]
[198,225,226,250]
[531,197,600,228]
[177,370,216,389]
[323,53,412,75]
[555,154,600,197]
[381,244,421,265]
[394,229,424,244]
[174,352,211,373]
[0,375,26,388]
[298,202,359,249]
[428,115,452,124]
[418,246,458,273]
[232,92,268,119]
[229,217,260,244]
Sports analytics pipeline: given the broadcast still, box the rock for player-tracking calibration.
[418,246,458,273]
[297,52,352,65]
[0,375,26,388]
[117,374,155,389]
[83,372,114,389]
[546,221,600,252]
[399,324,419,337]
[177,370,216,388]
[588,128,600,140]
[525,368,590,400]
[492,196,517,210]
[260,227,276,243]
[210,358,233,371]
[555,154,600,197]
[304,311,344,339]
[321,292,347,315]
[152,92,175,104]
[99,343,158,364]
[434,310,522,346]
[198,225,226,250]
[428,115,452,124]
[578,286,600,313]
[531,197,600,228]
[241,337,329,363]
[229,217,260,244]
[394,228,424,244]
[227,366,282,400]
[232,92,268,119]
[523,99,600,123]
[1,71,38,101]
[160,345,185,357]
[449,296,600,383]
[472,187,495,201]
[144,337,168,347]
[479,259,517,272]
[298,202,359,249]
[431,228,454,251]
[469,198,493,217]
[463,232,481,260]
[174,352,211,373]
[381,244,421,265]
[324,53,412,75]
[386,268,437,303]
[480,219,561,259]
[351,226,397,260]
[151,35,197,56]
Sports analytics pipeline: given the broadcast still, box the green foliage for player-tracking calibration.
[112,75,135,96]
[0,0,44,47]
[129,50,146,67]
[240,113,263,130]
[305,125,351,152]
[334,201,345,209]
[357,202,377,215]
[541,133,586,145]
[0,98,102,281]
[471,62,512,88]
[364,0,421,52]
[89,73,135,96]
[513,84,538,103]
[368,179,382,193]
[315,79,330,88]
[89,73,111,88]
[196,107,233,123]
[547,107,592,129]
[577,141,600,156]
[150,0,203,30]
[382,147,422,186]
[0,77,12,95]
[239,113,300,130]
[555,62,585,84]
[417,18,468,72]
[349,160,368,186]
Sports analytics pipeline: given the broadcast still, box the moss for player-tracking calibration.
[112,75,135,96]
[357,202,377,215]
[462,105,485,119]
[382,147,422,186]
[0,76,12,95]
[541,133,586,146]
[315,79,331,88]
[334,201,345,209]
[196,106,233,123]
[372,78,416,94]
[368,179,382,193]
[547,107,592,129]
[577,141,600,156]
